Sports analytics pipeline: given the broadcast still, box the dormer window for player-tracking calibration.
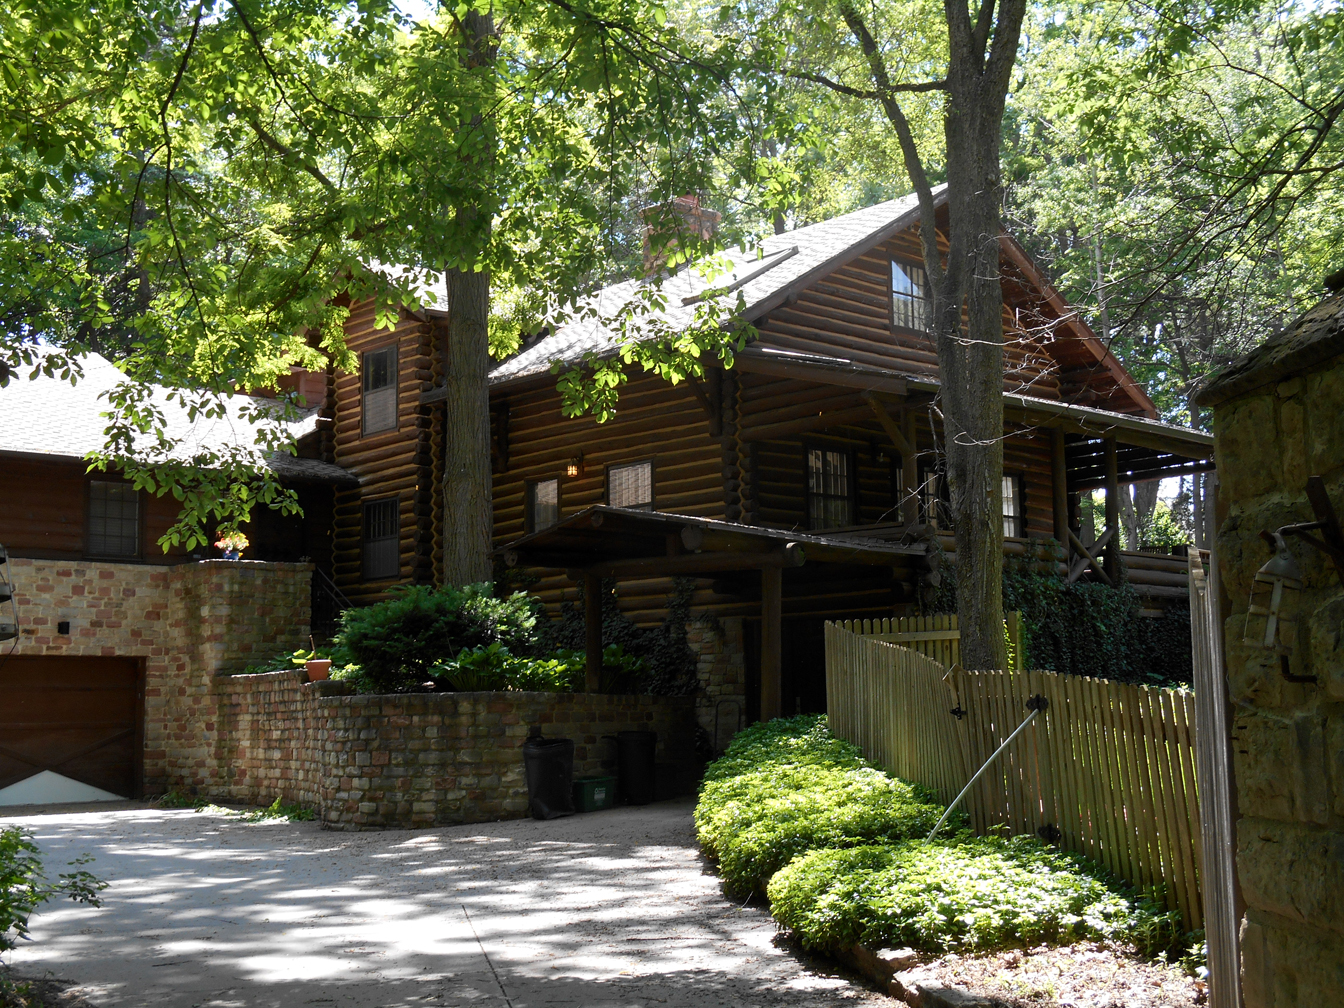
[891,261,930,332]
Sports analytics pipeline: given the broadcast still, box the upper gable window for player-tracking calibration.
[608,461,653,511]
[362,345,397,435]
[88,481,140,558]
[891,261,930,332]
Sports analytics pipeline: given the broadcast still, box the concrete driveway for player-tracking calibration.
[2,800,887,1007]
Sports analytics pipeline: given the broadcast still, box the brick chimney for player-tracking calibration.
[641,195,721,276]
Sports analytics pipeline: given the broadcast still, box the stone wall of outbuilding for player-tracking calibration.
[1200,291,1344,1006]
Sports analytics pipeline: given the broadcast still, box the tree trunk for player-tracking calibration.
[442,265,494,585]
[441,8,497,587]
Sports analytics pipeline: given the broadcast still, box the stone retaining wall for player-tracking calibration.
[206,671,698,829]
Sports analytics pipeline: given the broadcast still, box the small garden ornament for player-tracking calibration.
[215,532,249,560]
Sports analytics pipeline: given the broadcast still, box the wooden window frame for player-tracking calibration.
[85,478,142,560]
[360,343,399,437]
[918,459,949,528]
[606,459,655,511]
[890,258,931,334]
[804,442,857,531]
[1002,471,1026,539]
[525,478,562,533]
[361,496,401,581]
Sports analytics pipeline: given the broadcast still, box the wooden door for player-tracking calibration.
[0,656,143,798]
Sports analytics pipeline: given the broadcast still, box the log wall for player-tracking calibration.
[330,302,437,606]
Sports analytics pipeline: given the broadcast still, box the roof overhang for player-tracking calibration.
[498,506,927,576]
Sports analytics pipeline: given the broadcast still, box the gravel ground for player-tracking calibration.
[903,942,1205,1008]
[1,799,887,1008]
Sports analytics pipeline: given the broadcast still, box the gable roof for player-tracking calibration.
[0,352,355,485]
[486,189,1156,419]
[489,190,928,385]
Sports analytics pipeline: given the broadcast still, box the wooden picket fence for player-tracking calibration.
[825,622,1203,930]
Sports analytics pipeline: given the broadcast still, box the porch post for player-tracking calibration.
[584,573,603,693]
[1051,428,1069,554]
[1104,437,1121,583]
[902,410,919,527]
[760,565,782,722]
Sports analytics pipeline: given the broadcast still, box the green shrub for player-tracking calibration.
[767,836,1182,956]
[694,715,946,892]
[1,828,106,959]
[335,583,541,693]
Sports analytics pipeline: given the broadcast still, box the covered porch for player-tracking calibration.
[500,505,926,720]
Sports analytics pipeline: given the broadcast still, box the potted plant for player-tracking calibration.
[214,532,249,560]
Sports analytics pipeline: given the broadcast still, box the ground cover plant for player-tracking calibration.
[767,838,1181,956]
[697,716,1186,960]
[694,716,946,892]
[1,828,106,1005]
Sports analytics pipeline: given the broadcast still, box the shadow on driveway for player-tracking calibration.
[2,800,884,1007]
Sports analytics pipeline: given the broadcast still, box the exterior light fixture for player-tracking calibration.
[1243,531,1302,655]
[566,454,584,478]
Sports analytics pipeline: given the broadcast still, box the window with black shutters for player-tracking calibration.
[806,446,854,529]
[1002,474,1025,538]
[362,498,400,580]
[526,479,560,531]
[891,260,930,332]
[87,481,140,558]
[607,460,654,511]
[361,345,397,435]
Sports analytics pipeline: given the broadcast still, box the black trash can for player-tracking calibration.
[612,730,657,806]
[523,735,575,820]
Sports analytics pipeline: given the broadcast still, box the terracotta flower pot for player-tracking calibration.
[306,659,332,682]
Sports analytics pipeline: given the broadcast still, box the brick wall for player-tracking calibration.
[204,672,697,830]
[7,557,314,793]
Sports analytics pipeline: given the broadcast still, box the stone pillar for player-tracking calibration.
[1197,290,1344,1005]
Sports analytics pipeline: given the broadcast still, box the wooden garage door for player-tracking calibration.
[0,656,143,797]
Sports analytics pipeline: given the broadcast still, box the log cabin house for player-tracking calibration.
[324,191,1214,727]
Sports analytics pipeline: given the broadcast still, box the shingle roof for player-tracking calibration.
[1197,291,1344,407]
[488,190,929,385]
[0,352,355,485]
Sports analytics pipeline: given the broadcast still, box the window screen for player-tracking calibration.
[608,461,653,510]
[527,479,560,531]
[362,345,397,435]
[362,498,400,580]
[88,481,139,557]
[1002,475,1024,538]
[891,261,930,332]
[807,447,853,529]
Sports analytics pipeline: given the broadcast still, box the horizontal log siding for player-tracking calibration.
[752,233,1061,399]
[331,302,436,606]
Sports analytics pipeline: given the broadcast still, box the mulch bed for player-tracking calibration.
[903,942,1206,1008]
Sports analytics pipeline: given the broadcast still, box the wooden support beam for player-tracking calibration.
[1104,437,1121,583]
[584,574,603,693]
[588,545,805,578]
[760,565,782,722]
[1052,428,1069,549]
[1068,526,1115,586]
[686,379,723,438]
[902,410,919,527]
[864,393,913,456]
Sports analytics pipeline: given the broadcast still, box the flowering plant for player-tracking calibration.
[214,532,250,555]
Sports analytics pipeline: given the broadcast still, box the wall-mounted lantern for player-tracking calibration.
[1243,531,1302,654]
[566,453,585,478]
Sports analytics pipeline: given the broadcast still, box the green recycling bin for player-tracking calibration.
[572,775,617,813]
